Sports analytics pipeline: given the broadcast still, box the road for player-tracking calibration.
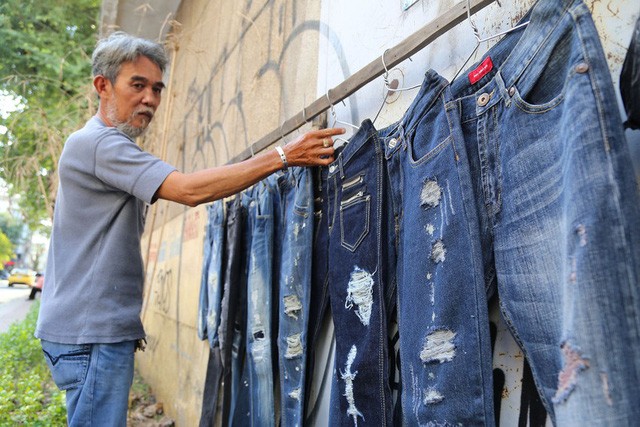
[0,279,35,334]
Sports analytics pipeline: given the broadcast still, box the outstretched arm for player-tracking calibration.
[155,127,345,206]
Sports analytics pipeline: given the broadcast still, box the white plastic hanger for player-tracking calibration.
[325,91,358,144]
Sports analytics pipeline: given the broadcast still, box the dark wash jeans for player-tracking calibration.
[316,121,396,426]
[381,0,640,425]
[218,196,247,427]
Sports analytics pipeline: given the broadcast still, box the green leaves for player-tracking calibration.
[0,0,100,233]
[0,302,66,425]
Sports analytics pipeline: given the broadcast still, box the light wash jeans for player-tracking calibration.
[275,167,314,427]
[41,340,135,426]
[245,179,277,426]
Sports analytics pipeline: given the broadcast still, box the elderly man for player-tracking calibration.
[35,31,343,426]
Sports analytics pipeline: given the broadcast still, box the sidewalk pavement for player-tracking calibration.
[0,280,34,334]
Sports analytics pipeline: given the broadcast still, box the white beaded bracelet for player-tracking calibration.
[275,146,288,171]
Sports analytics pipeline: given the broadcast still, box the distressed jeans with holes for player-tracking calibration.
[448,0,640,424]
[199,200,227,426]
[275,167,314,426]
[245,179,276,426]
[382,71,493,425]
[322,120,396,426]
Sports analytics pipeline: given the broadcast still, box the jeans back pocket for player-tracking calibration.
[41,340,91,390]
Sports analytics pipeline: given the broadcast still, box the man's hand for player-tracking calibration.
[283,127,346,167]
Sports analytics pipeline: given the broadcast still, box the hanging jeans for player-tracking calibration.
[243,179,277,426]
[275,167,314,426]
[320,120,396,426]
[383,73,493,425]
[384,0,640,425]
[199,201,226,427]
[218,196,247,426]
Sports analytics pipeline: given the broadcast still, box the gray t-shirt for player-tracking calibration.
[35,116,176,344]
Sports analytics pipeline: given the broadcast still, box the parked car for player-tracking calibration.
[8,268,34,287]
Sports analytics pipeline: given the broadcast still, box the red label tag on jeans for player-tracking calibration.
[468,56,493,85]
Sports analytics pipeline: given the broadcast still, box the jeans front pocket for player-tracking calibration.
[339,190,371,252]
[41,340,91,390]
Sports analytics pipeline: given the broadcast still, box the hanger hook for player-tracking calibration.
[381,49,392,87]
[466,0,482,42]
[249,143,255,157]
[301,106,308,124]
[381,49,391,76]
[325,90,339,121]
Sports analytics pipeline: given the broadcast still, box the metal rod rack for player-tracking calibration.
[227,0,496,164]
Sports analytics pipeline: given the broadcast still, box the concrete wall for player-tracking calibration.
[98,0,640,425]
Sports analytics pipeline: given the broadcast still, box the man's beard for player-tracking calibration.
[105,102,153,139]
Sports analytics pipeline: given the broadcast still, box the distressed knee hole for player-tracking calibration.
[284,333,303,359]
[283,294,302,320]
[345,267,374,326]
[552,341,590,404]
[420,179,442,209]
[420,329,456,364]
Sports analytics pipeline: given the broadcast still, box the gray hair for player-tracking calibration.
[92,31,168,83]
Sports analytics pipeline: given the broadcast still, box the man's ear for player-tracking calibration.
[93,75,111,98]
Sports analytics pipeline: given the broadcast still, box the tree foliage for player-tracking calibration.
[0,230,12,264]
[0,0,101,233]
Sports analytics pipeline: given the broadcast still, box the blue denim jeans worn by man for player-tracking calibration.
[41,340,136,426]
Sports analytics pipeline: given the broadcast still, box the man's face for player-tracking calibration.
[102,55,165,138]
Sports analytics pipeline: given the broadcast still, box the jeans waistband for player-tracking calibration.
[450,0,590,119]
[326,118,379,180]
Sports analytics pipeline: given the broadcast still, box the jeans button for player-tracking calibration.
[477,93,491,106]
[388,138,398,148]
[329,165,336,174]
[575,62,589,73]
[508,86,516,97]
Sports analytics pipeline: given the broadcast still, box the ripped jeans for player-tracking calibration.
[275,167,314,426]
[384,0,640,425]
[318,121,396,426]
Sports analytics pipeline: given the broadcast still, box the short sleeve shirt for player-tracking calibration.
[35,116,176,344]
